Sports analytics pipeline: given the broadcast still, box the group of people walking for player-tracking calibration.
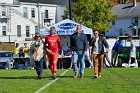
[29,24,110,79]
[30,27,62,79]
[71,25,109,79]
[13,24,139,80]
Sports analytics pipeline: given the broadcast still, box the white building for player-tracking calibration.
[106,2,140,37]
[0,0,68,42]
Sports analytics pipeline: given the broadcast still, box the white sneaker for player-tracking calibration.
[31,67,34,69]
[94,75,98,78]
[124,63,130,67]
[98,75,101,78]
[134,66,138,68]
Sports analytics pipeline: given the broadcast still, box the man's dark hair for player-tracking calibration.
[50,26,56,30]
[93,30,99,32]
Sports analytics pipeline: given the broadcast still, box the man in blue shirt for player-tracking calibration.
[111,39,121,67]
[70,25,88,79]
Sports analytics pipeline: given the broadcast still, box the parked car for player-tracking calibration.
[0,51,14,69]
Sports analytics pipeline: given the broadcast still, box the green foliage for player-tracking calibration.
[63,0,117,32]
[61,7,69,19]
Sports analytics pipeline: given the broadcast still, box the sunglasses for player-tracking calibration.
[94,33,98,34]
[36,36,41,37]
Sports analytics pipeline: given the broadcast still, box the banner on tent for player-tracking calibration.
[56,30,76,35]
[58,23,77,29]
[40,19,93,36]
[41,29,87,36]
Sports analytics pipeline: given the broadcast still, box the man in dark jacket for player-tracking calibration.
[70,25,88,79]
[90,30,109,78]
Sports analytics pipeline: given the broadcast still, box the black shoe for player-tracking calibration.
[52,76,56,80]
[37,77,41,79]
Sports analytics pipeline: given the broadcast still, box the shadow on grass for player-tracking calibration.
[58,76,73,78]
[0,75,99,80]
[0,76,53,80]
[58,75,94,79]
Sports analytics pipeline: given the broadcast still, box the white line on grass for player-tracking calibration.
[35,70,69,93]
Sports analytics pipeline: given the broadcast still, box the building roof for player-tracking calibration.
[112,2,140,19]
[19,0,69,6]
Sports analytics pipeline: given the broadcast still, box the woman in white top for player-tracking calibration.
[30,33,44,79]
[128,36,138,68]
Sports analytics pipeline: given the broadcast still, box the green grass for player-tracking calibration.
[0,68,140,93]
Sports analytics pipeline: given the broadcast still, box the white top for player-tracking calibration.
[130,41,136,58]
[130,41,136,52]
[94,37,99,54]
[30,40,44,61]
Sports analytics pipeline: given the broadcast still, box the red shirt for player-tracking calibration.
[45,35,62,53]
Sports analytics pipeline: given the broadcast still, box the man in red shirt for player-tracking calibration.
[44,26,62,79]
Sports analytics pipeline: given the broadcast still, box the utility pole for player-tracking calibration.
[37,0,40,33]
[9,35,10,44]
[69,0,72,20]
[133,0,136,7]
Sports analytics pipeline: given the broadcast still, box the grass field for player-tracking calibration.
[0,68,140,93]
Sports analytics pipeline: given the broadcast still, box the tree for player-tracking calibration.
[63,0,117,32]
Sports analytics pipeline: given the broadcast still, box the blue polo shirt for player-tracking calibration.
[70,32,88,52]
[112,40,122,52]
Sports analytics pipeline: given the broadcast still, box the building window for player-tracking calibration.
[13,0,20,5]
[23,7,28,18]
[1,6,6,16]
[45,10,49,18]
[112,21,115,25]
[132,28,136,35]
[31,8,35,18]
[2,26,6,36]
[135,17,138,24]
[26,26,30,37]
[17,25,21,37]
[138,28,140,35]
[35,26,38,34]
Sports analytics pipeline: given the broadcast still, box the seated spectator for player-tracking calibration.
[13,43,19,58]
[23,43,30,69]
[13,43,20,68]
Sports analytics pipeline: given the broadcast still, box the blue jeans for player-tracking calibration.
[35,57,44,76]
[72,51,85,75]
[89,55,94,68]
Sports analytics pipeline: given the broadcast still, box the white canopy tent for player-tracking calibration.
[40,19,93,58]
[40,19,93,36]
